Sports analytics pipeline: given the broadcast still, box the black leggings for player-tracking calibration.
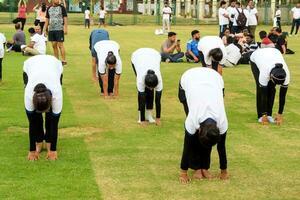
[26,111,60,151]
[85,19,90,28]
[98,69,115,94]
[39,22,45,33]
[0,58,2,80]
[18,18,26,30]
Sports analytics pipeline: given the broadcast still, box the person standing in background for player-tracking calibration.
[84,7,91,29]
[247,0,258,40]
[17,0,27,30]
[33,3,41,26]
[290,2,300,36]
[218,1,229,37]
[39,3,47,33]
[99,6,107,27]
[162,3,172,34]
[227,0,236,33]
[275,6,281,29]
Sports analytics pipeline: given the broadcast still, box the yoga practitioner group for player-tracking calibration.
[23,29,290,184]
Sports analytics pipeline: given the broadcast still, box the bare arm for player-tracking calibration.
[63,17,68,35]
[113,74,121,97]
[163,43,177,53]
[33,4,39,11]
[44,18,49,34]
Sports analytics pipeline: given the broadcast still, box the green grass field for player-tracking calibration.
[0,24,300,200]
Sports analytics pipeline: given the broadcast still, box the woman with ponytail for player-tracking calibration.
[131,48,163,126]
[23,55,63,161]
[94,40,122,98]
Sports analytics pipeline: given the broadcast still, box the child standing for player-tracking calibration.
[84,7,91,29]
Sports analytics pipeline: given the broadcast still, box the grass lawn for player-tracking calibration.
[0,24,300,200]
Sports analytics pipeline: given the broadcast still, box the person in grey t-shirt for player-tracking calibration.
[44,0,68,65]
[160,32,184,63]
[6,23,26,52]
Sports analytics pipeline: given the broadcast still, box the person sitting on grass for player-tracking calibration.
[178,67,228,183]
[94,40,122,99]
[23,55,63,161]
[185,30,201,63]
[239,33,258,64]
[221,28,232,46]
[197,36,226,75]
[131,48,163,126]
[6,23,26,53]
[258,30,275,48]
[250,48,290,125]
[224,36,242,67]
[22,27,46,56]
[161,32,184,63]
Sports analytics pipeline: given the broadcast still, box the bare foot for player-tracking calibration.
[193,169,203,180]
[28,151,39,161]
[36,142,43,153]
[202,169,213,179]
[219,169,229,180]
[47,151,58,160]
[179,172,190,184]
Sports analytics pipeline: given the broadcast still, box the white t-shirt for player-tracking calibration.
[94,40,122,75]
[250,48,290,86]
[162,6,172,20]
[23,55,63,114]
[275,9,281,17]
[218,7,229,25]
[198,36,227,65]
[291,7,300,19]
[227,6,236,22]
[131,48,163,93]
[180,67,228,135]
[247,8,258,25]
[226,44,241,65]
[0,33,6,58]
[84,10,90,19]
[31,34,47,55]
[99,10,106,19]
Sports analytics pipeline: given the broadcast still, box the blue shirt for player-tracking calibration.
[89,29,110,57]
[186,39,199,57]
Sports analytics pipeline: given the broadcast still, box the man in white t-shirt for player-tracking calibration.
[99,6,107,27]
[23,27,46,56]
[290,2,300,36]
[247,0,258,40]
[198,36,227,75]
[162,3,172,33]
[94,40,122,98]
[84,7,90,29]
[227,0,236,33]
[250,48,290,125]
[224,40,242,67]
[178,67,229,183]
[131,48,163,126]
[0,32,6,81]
[218,1,229,37]
[23,55,63,161]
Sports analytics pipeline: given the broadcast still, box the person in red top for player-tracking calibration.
[17,0,27,30]
[259,31,275,48]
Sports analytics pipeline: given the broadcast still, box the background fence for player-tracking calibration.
[0,0,297,25]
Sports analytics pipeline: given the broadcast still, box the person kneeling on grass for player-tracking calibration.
[131,48,163,126]
[94,40,122,99]
[22,27,46,56]
[197,36,226,75]
[178,67,228,183]
[160,32,184,63]
[250,48,290,125]
[23,55,63,161]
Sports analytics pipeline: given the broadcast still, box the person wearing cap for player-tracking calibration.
[131,48,163,126]
[89,29,110,82]
[250,48,290,125]
[94,40,122,99]
[23,55,63,161]
[178,67,228,184]
[197,36,227,75]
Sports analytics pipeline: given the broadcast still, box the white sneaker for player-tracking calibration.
[258,117,263,123]
[267,116,275,123]
[145,110,155,123]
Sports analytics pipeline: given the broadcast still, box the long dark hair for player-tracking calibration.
[33,83,52,112]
